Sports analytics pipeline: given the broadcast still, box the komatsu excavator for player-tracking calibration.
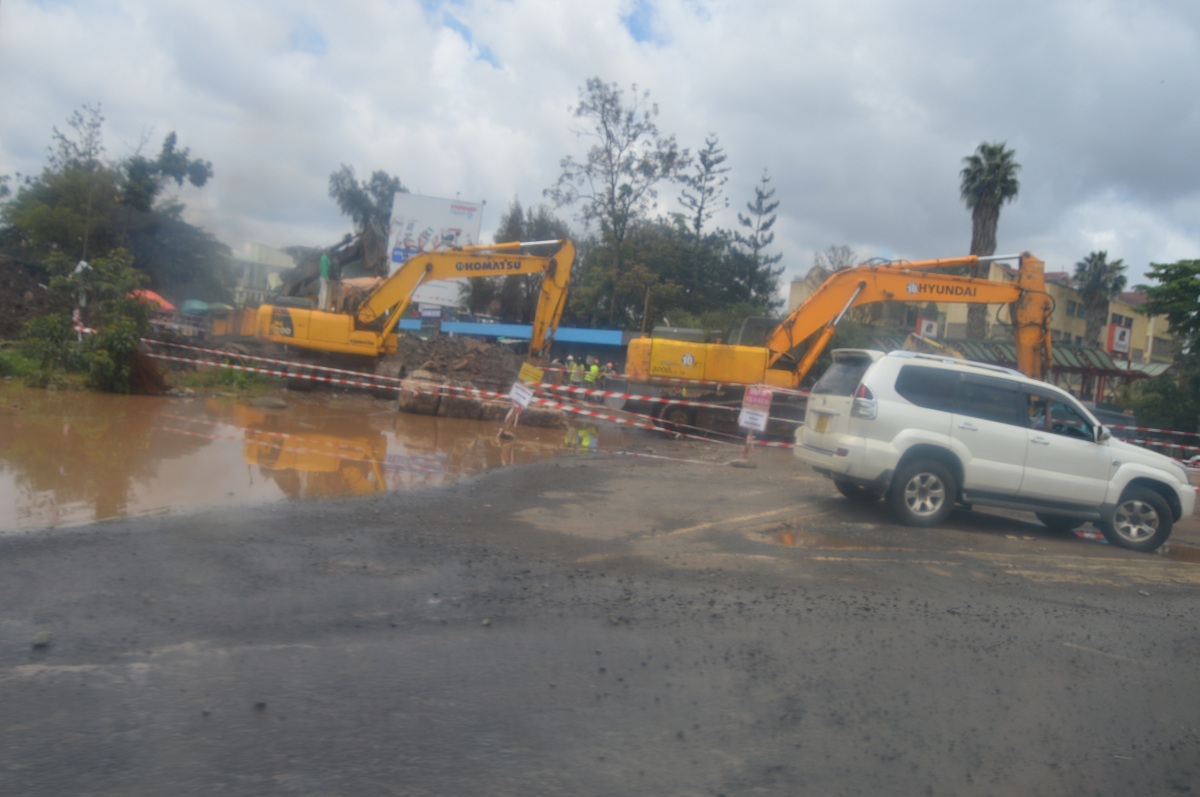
[620,252,1054,435]
[254,238,575,361]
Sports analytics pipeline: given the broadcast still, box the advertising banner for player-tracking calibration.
[386,194,485,306]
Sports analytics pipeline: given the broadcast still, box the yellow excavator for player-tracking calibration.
[254,238,575,361]
[627,252,1053,388]
[619,252,1054,435]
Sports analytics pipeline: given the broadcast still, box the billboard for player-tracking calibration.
[1108,324,1132,354]
[386,194,485,306]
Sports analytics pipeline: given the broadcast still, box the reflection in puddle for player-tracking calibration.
[0,383,632,533]
[1163,544,1200,564]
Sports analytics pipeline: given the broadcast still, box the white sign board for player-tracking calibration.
[1109,324,1132,354]
[738,385,773,433]
[386,193,485,306]
[916,317,939,337]
[509,381,535,409]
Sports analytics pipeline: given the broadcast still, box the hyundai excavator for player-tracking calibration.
[254,238,575,361]
[619,252,1054,435]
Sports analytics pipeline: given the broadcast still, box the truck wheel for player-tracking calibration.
[1100,487,1173,552]
[655,403,693,434]
[889,459,955,527]
[1035,512,1085,533]
[834,478,882,503]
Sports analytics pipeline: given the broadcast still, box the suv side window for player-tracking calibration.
[954,374,1022,426]
[895,365,959,411]
[1025,389,1095,440]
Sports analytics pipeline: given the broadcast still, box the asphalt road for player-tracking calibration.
[2,441,1198,796]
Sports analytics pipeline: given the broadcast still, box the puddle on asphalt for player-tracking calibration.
[750,525,885,551]
[0,383,630,533]
[1163,544,1200,564]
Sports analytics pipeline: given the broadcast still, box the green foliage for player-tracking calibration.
[677,135,729,238]
[1,104,228,304]
[1138,259,1200,359]
[1072,251,1127,345]
[466,199,576,323]
[959,141,1020,337]
[0,344,36,378]
[194,365,275,392]
[734,170,784,311]
[20,313,81,374]
[328,165,406,276]
[546,78,688,326]
[84,314,143,393]
[1129,373,1200,433]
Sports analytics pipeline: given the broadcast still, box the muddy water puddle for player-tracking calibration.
[0,384,632,533]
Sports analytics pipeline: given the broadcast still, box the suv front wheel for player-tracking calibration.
[889,459,956,527]
[1100,487,1173,552]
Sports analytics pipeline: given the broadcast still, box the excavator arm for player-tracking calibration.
[358,239,575,359]
[765,252,1053,385]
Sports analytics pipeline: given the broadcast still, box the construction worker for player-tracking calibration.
[567,356,583,387]
[585,358,600,388]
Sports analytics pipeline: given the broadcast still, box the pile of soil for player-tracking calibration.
[386,334,526,389]
[0,256,71,339]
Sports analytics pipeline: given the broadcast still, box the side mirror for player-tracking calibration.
[1096,425,1112,442]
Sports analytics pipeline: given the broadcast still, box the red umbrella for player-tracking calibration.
[131,289,176,312]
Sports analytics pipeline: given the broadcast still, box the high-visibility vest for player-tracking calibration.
[585,364,599,385]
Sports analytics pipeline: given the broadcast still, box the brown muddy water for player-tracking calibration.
[0,382,632,533]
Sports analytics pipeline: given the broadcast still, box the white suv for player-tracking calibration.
[794,349,1195,552]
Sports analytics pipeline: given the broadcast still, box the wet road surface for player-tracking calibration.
[0,383,632,533]
[2,385,1199,795]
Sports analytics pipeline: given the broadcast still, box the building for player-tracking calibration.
[786,259,1178,402]
[229,243,296,308]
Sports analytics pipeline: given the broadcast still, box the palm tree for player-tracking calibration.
[1073,251,1127,345]
[959,142,1021,338]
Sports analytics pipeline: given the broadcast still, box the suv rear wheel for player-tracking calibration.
[889,459,956,527]
[1100,487,1173,552]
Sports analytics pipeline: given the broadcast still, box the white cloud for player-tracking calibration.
[1,0,1197,291]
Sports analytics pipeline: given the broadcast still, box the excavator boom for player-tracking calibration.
[256,239,574,360]
[626,252,1053,393]
[765,252,1052,385]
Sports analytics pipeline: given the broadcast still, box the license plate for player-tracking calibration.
[814,413,830,433]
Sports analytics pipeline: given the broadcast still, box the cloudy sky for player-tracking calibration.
[3,0,1198,293]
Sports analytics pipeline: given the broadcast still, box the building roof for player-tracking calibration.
[868,335,1159,379]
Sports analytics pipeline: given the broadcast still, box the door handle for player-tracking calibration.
[957,423,978,432]
[1031,436,1051,445]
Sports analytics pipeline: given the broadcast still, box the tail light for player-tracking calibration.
[850,384,877,420]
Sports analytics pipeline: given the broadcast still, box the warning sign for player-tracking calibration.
[738,385,773,433]
[517,362,545,385]
[509,381,535,409]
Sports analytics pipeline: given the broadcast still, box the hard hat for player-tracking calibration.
[567,355,574,361]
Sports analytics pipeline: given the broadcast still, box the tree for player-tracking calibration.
[120,131,213,215]
[813,244,858,272]
[2,104,228,302]
[1139,259,1200,357]
[677,134,729,239]
[1072,251,1127,345]
[328,165,406,276]
[734,170,784,311]
[545,77,688,326]
[464,198,574,322]
[959,141,1020,338]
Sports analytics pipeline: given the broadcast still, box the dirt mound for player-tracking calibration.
[0,256,72,339]
[384,334,526,389]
